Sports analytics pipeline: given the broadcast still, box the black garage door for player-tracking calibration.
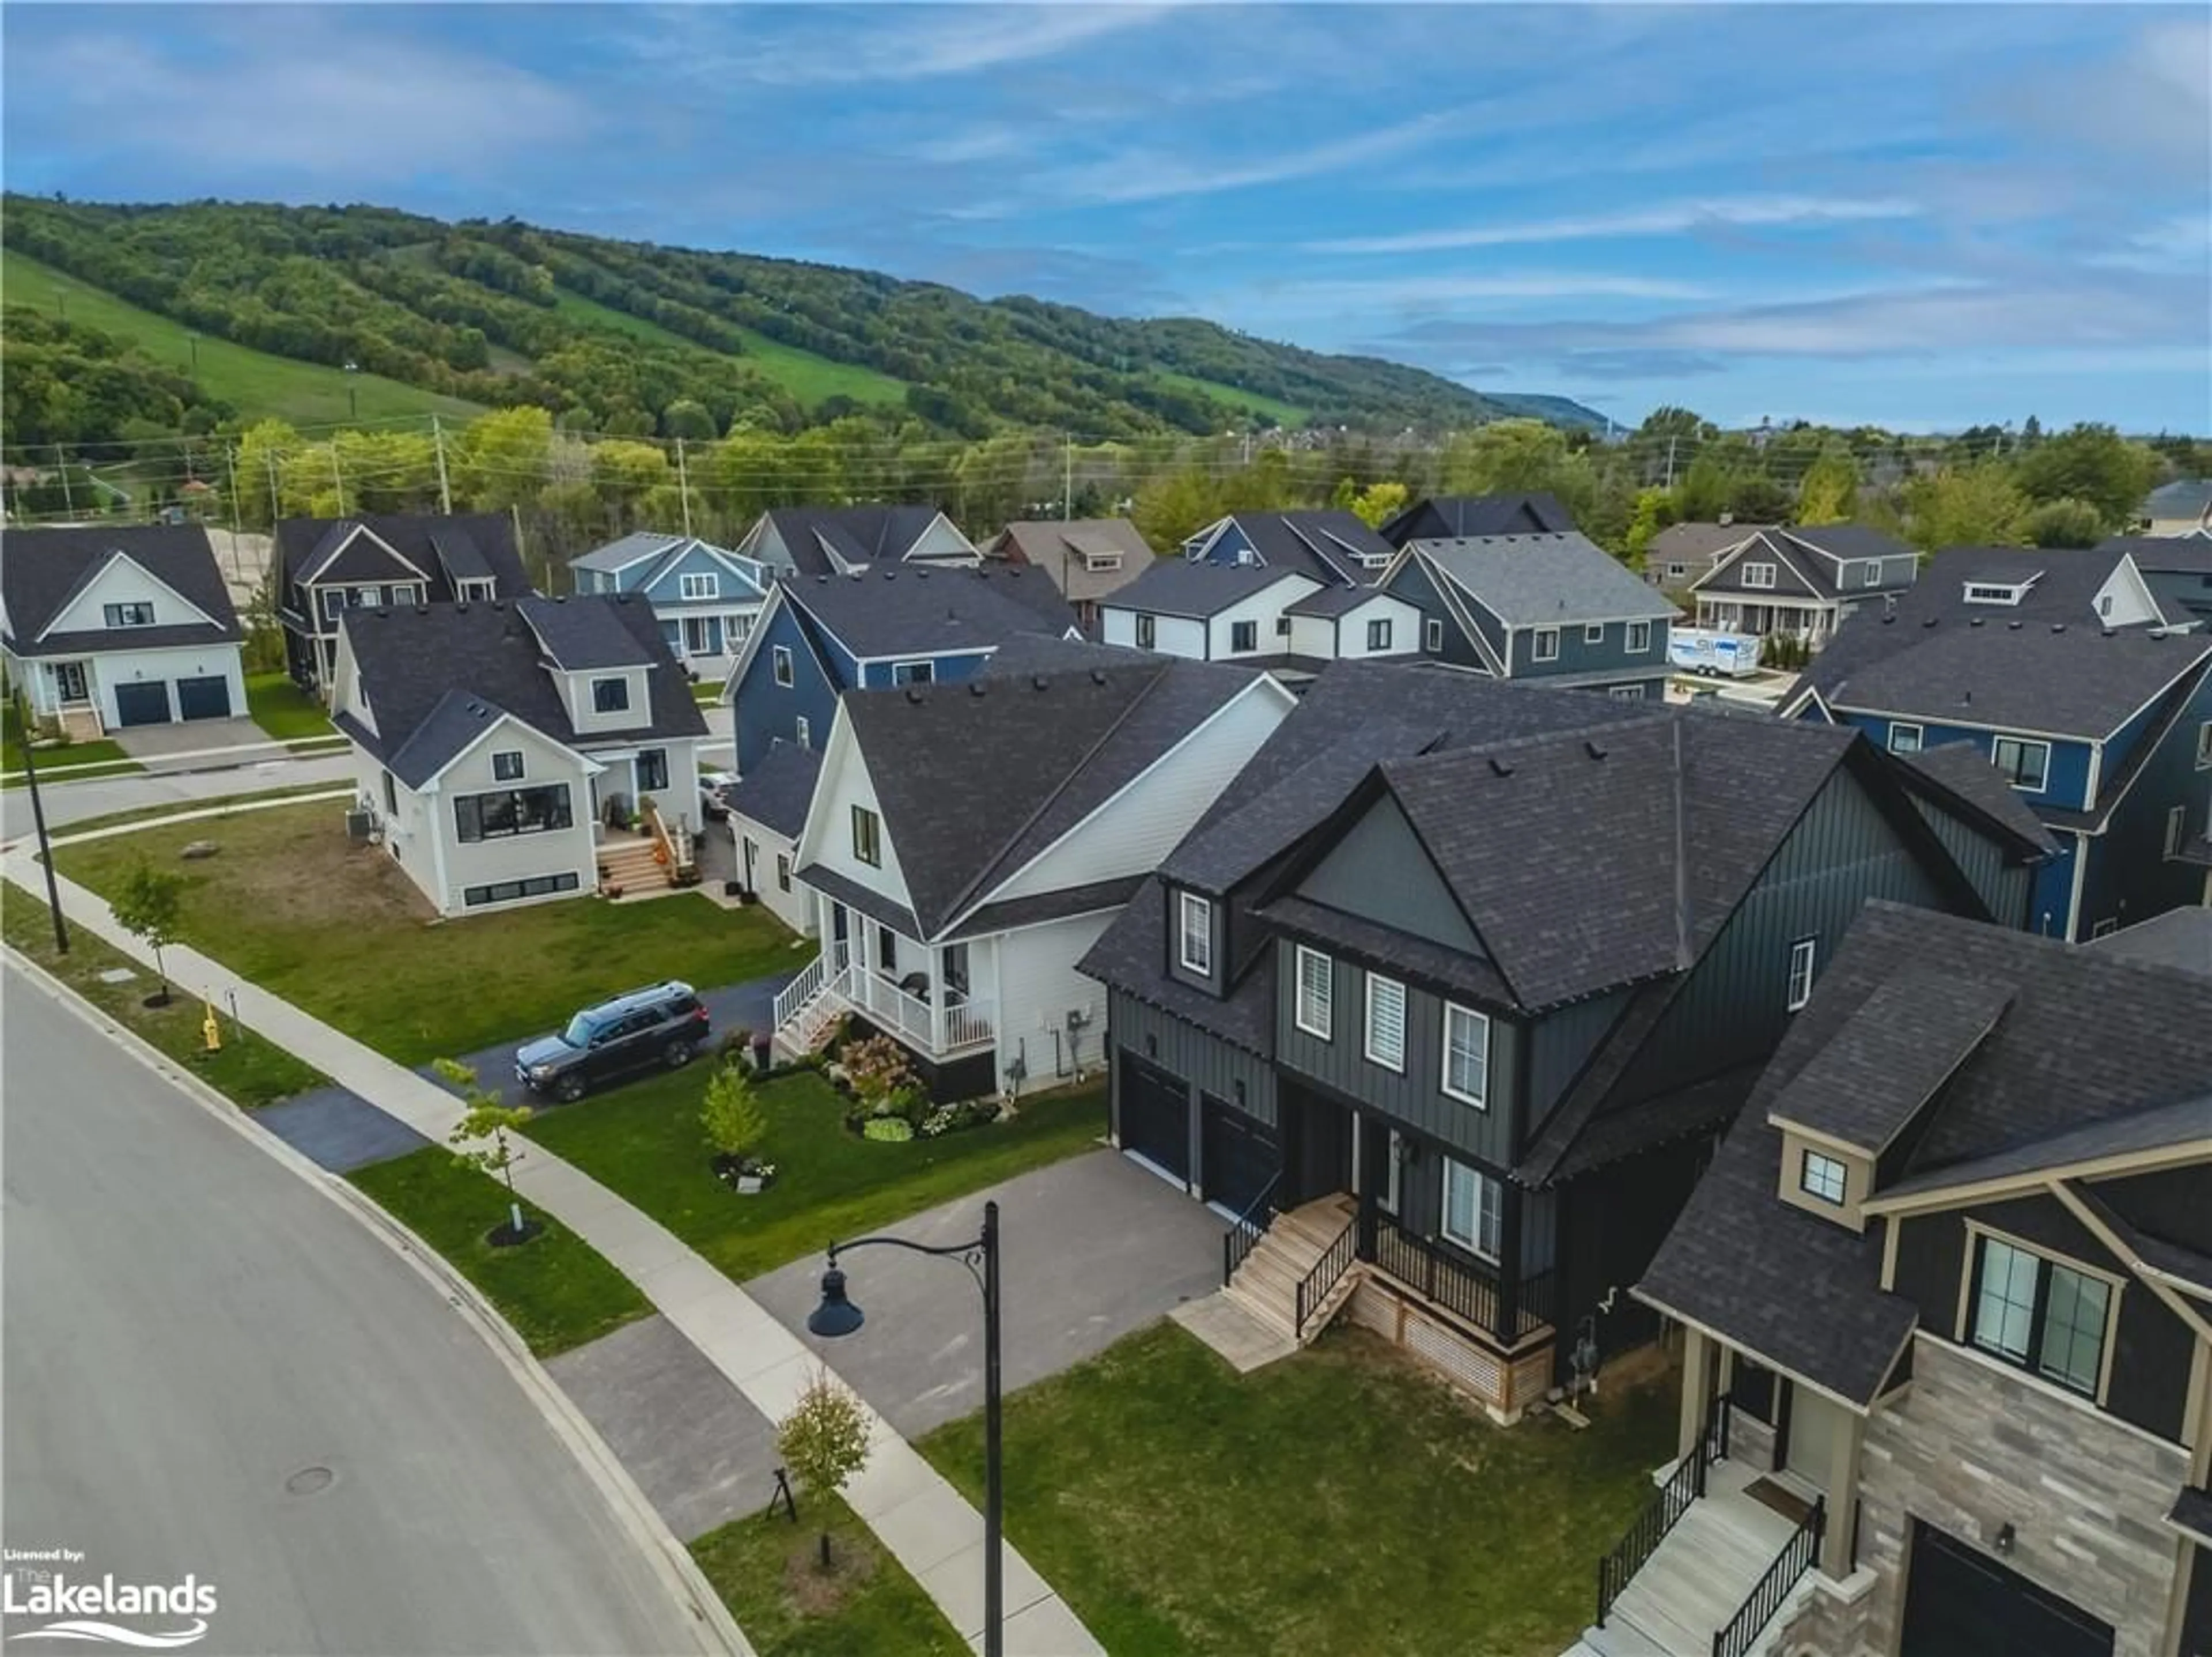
[1901,1520,2113,1657]
[176,675,232,720]
[1116,1051,1189,1183]
[112,682,172,727]
[1202,1094,1277,1215]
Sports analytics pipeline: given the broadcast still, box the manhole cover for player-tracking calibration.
[285,1466,335,1496]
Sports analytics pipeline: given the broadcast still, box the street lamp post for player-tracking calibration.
[11,686,70,955]
[808,1199,1002,1657]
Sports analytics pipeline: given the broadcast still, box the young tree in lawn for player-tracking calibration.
[438,1058,535,1242]
[111,859,185,1005]
[700,1060,768,1165]
[777,1370,872,1569]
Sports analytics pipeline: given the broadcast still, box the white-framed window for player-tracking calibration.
[2164,804,2187,858]
[1963,582,2027,606]
[1888,722,1924,755]
[1363,974,1406,1072]
[1294,945,1333,1039]
[592,676,630,713]
[794,714,812,749]
[1666,562,1688,578]
[458,578,495,603]
[1627,621,1652,653]
[892,660,935,686]
[2196,721,2211,769]
[1441,1160,1503,1261]
[637,748,668,792]
[1969,1234,2113,1398]
[1177,891,1213,976]
[1084,551,1122,573]
[1230,619,1258,653]
[680,572,719,600]
[1799,1148,1847,1205]
[1584,623,1605,644]
[1991,735,2050,791]
[1786,937,1818,1012]
[1532,627,1560,663]
[681,615,716,656]
[1366,618,1393,652]
[102,601,156,628]
[1861,562,1882,589]
[851,804,881,868]
[772,645,794,687]
[1425,617,1445,652]
[1135,613,1157,649]
[775,853,791,892]
[491,749,524,782]
[1742,562,1777,589]
[1441,1002,1489,1107]
[1608,684,1646,701]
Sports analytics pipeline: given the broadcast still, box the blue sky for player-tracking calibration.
[5,3,2207,432]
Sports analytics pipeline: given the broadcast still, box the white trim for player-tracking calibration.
[1887,721,1923,755]
[1786,936,1818,1011]
[771,645,795,687]
[1407,553,1508,675]
[1440,1001,1490,1108]
[33,551,222,642]
[1362,972,1407,1073]
[1799,1148,1849,1205]
[888,659,937,686]
[1440,1158,1501,1262]
[300,523,425,587]
[1583,622,1605,644]
[1990,734,2053,793]
[1740,562,1778,590]
[1177,890,1214,976]
[1627,620,1652,654]
[1531,626,1561,663]
[678,571,719,601]
[1425,616,1445,652]
[1294,944,1334,1039]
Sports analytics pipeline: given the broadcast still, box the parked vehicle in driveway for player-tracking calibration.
[514,981,711,1102]
[700,770,737,823]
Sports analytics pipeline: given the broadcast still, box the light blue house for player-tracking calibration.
[569,532,768,683]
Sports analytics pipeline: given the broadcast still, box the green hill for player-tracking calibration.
[1,246,480,430]
[1,195,1608,444]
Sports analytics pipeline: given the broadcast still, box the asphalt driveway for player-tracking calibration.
[108,716,285,769]
[746,1147,1227,1438]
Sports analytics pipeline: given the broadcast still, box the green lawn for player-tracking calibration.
[691,680,725,705]
[1,247,482,427]
[54,801,810,1064]
[244,671,334,742]
[527,1070,1105,1284]
[47,782,351,843]
[3,879,327,1107]
[3,699,139,788]
[1153,369,1308,428]
[347,1147,652,1357]
[551,285,907,410]
[690,1496,963,1657]
[919,1322,1678,1657]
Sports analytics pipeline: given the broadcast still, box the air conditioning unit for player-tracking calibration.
[345,808,374,843]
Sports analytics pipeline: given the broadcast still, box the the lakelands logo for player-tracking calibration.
[3,1549,217,1648]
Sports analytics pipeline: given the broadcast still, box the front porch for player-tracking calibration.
[1693,598,1830,644]
[770,898,998,1080]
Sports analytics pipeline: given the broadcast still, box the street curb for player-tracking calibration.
[2,946,755,1657]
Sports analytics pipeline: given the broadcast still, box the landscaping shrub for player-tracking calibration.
[862,1117,913,1143]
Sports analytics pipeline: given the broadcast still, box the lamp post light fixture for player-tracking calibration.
[808,1199,1003,1657]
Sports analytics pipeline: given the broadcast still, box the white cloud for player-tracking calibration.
[742,5,1173,85]
[1308,197,1924,256]
[1043,108,1474,207]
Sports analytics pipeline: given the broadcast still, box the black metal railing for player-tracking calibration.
[1370,1213,1554,1341]
[1711,1496,1824,1657]
[1596,1394,1727,1628]
[1221,1173,1281,1287]
[1294,1215,1359,1340]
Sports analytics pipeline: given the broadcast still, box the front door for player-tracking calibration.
[1279,1088,1353,1207]
[1781,1381,1843,1493]
[54,661,88,703]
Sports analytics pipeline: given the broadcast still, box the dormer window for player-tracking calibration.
[1176,891,1213,976]
[103,602,154,628]
[1963,581,2029,606]
[1083,552,1122,573]
[458,579,494,603]
[1741,562,1778,589]
[592,677,631,714]
[1860,562,1881,589]
[680,573,719,600]
[1798,1149,1847,1205]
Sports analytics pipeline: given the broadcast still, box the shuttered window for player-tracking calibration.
[1294,946,1333,1039]
[1363,974,1406,1071]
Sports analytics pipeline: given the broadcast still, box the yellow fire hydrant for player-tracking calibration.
[202,1001,223,1054]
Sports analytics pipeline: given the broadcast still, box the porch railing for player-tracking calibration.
[771,940,844,1030]
[1596,1393,1729,1628]
[1371,1213,1552,1342]
[840,967,996,1057]
[1294,1213,1360,1340]
[1222,1173,1280,1286]
[1711,1496,1824,1657]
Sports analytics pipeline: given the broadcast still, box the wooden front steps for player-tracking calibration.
[1225,1194,1360,1344]
[597,836,666,895]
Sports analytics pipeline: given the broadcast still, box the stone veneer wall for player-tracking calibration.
[1779,1335,2187,1657]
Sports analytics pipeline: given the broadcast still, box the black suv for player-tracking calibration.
[514,981,711,1102]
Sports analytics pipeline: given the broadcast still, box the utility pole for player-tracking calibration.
[1664,435,1678,491]
[329,442,344,516]
[1063,434,1073,523]
[223,445,244,581]
[676,437,693,536]
[13,686,71,956]
[265,448,283,529]
[55,446,74,519]
[432,415,453,514]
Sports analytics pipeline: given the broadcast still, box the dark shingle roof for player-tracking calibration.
[1203,511,1391,585]
[2092,907,2212,977]
[1897,742,2061,854]
[1081,879,1279,1055]
[1283,584,1404,618]
[1,523,242,656]
[571,531,686,576]
[759,505,965,577]
[1410,533,1679,627]
[1108,560,1315,619]
[276,513,529,600]
[1378,493,1577,546]
[338,596,705,786]
[518,595,656,669]
[2105,534,2212,575]
[977,634,1150,677]
[726,742,822,840]
[1647,523,1767,566]
[781,567,1074,661]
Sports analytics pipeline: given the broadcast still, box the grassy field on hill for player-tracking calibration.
[551,286,906,409]
[1153,369,1308,428]
[1,247,482,428]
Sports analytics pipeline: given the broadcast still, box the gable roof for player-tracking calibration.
[2101,534,2212,575]
[1108,559,1315,620]
[1637,904,2212,1404]
[2,523,243,656]
[817,657,1263,939]
[1199,510,1392,585]
[984,520,1156,605]
[1696,524,1915,602]
[276,513,529,601]
[518,595,658,669]
[776,566,1074,663]
[1896,740,2062,854]
[726,741,823,841]
[757,505,968,578]
[2090,905,2212,977]
[571,531,688,576]
[1407,532,1679,628]
[336,595,706,787]
[1647,523,1766,566]
[1819,619,2212,740]
[1378,493,1576,546]
[1283,584,1408,618]
[2141,478,2212,521]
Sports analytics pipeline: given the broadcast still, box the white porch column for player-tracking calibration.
[930,945,948,1053]
[1679,1327,1717,1459]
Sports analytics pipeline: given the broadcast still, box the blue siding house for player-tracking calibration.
[569,532,767,683]
[722,567,1077,773]
[1380,532,1679,698]
[1800,619,2212,940]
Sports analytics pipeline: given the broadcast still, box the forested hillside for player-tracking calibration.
[1,196,1598,447]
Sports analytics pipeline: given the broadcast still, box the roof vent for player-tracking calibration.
[416,604,430,616]
[2102,626,2116,638]
[1585,740,1608,761]
[882,570,896,581]
[817,574,829,583]
[1487,756,1514,778]
[969,681,987,697]
[1090,669,1107,685]
[1881,615,1896,626]
[916,569,929,580]
[1969,616,1985,627]
[1032,674,1048,691]
[1922,617,1939,627]
[2009,620,2023,630]
[904,687,925,705]
[1963,690,1972,705]
[2051,623,2066,634]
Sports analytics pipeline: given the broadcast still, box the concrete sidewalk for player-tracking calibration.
[5,848,1103,1657]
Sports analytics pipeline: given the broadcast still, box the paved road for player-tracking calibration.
[1,962,719,1656]
[2,752,357,838]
